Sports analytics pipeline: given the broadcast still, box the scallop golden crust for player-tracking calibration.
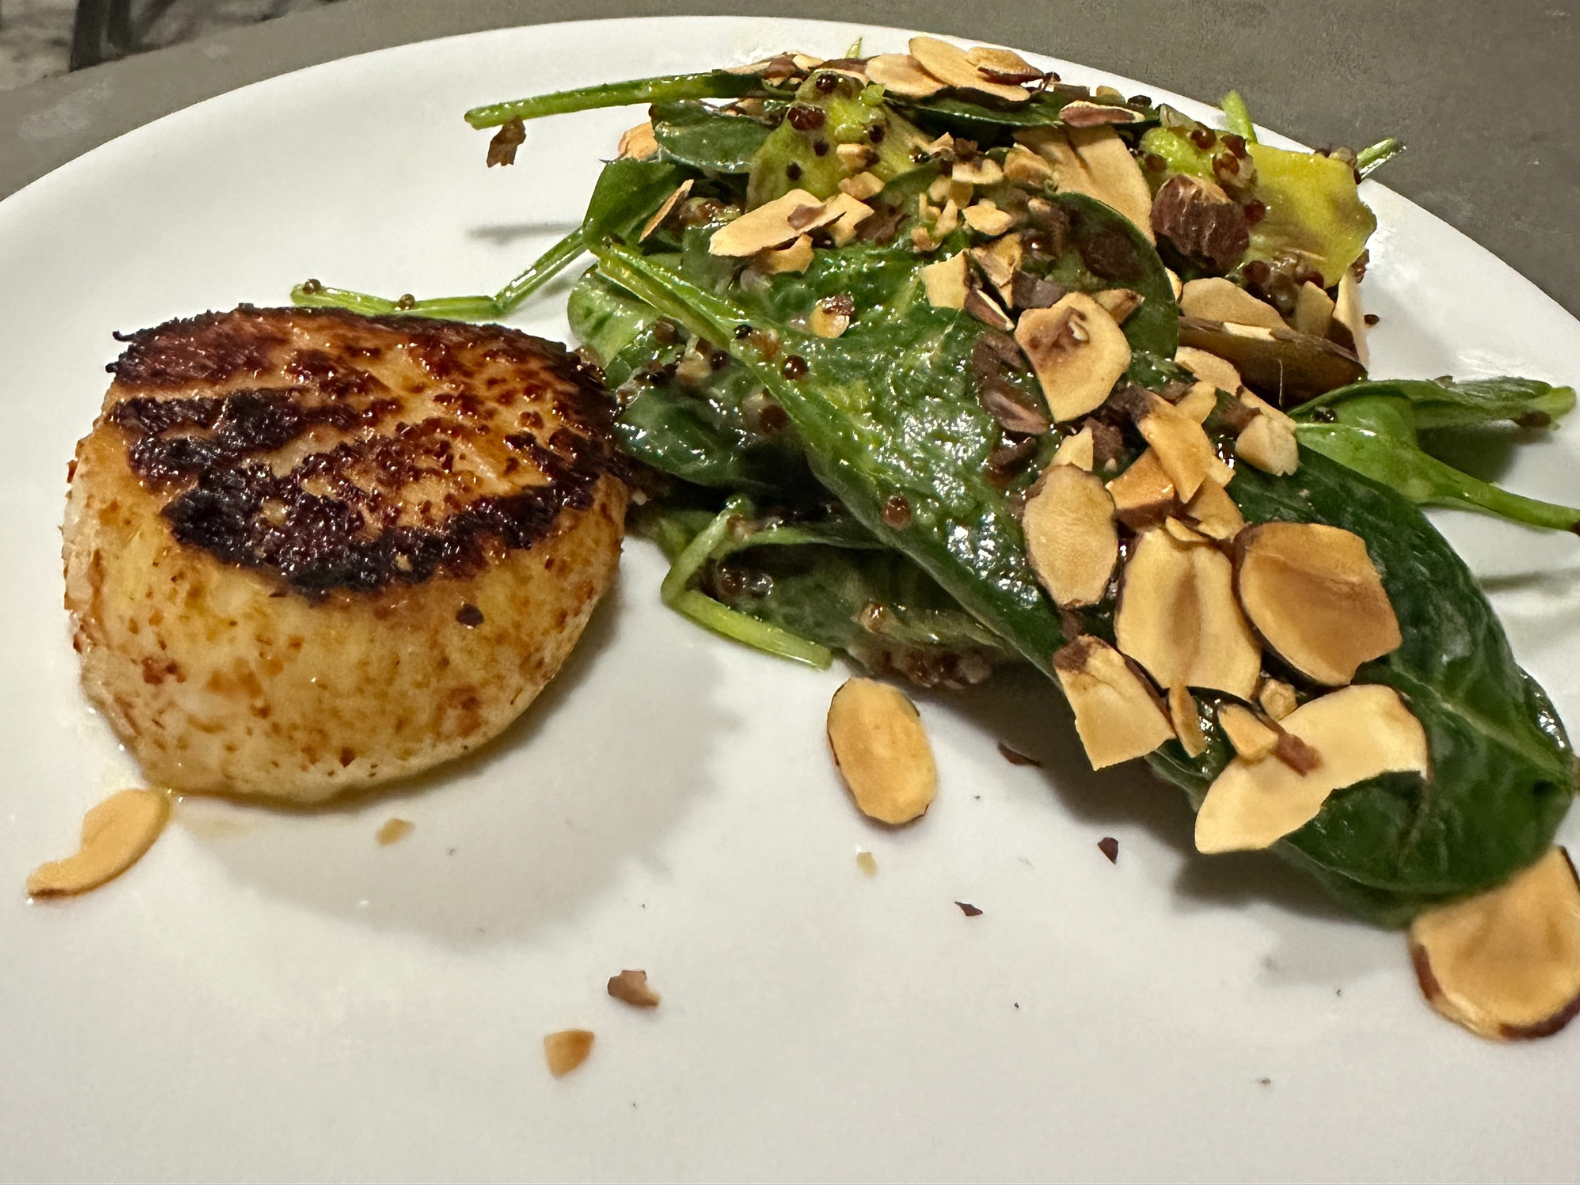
[63,306,627,803]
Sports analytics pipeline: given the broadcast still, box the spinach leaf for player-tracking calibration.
[651,101,772,173]
[1053,193,1179,359]
[1292,375,1576,431]
[1149,451,1575,927]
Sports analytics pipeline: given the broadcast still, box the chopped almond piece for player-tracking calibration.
[1195,685,1429,853]
[1164,516,1208,544]
[639,179,694,242]
[1114,528,1262,700]
[827,678,938,825]
[856,850,879,876]
[26,789,170,897]
[909,36,1031,102]
[544,1030,595,1077]
[1234,390,1300,475]
[1054,637,1176,770]
[1015,292,1131,422]
[971,233,1023,301]
[837,142,877,171]
[920,251,970,310]
[1236,522,1402,686]
[375,817,414,846]
[1165,268,1183,300]
[1410,846,1580,1041]
[607,969,661,1008]
[1175,380,1218,423]
[617,121,658,160]
[1051,425,1095,470]
[927,173,952,203]
[1183,478,1244,541]
[1173,346,1244,396]
[756,235,814,275]
[963,200,1016,236]
[710,189,823,256]
[823,192,875,246]
[839,171,886,201]
[865,53,948,98]
[1169,685,1208,759]
[954,156,1004,187]
[1258,678,1298,721]
[1005,145,1056,186]
[1218,703,1279,760]
[1134,392,1215,501]
[1093,288,1144,324]
[1334,267,1369,367]
[1022,465,1119,608]
[808,295,854,339]
[1179,278,1286,330]
[935,198,962,237]
[1106,448,1176,525]
[1291,281,1335,338]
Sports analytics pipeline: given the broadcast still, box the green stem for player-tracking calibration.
[1356,136,1405,178]
[464,71,761,130]
[1219,90,1257,143]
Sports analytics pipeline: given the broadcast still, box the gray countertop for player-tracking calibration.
[2,0,1576,316]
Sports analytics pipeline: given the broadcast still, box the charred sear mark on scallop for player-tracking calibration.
[101,307,616,595]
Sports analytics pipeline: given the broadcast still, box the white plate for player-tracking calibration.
[2,17,1579,1182]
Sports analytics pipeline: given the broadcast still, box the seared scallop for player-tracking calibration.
[63,306,627,803]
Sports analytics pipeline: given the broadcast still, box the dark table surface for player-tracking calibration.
[2,0,1576,316]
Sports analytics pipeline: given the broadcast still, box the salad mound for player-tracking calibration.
[294,38,1580,1039]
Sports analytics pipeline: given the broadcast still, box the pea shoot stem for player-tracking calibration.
[463,71,759,130]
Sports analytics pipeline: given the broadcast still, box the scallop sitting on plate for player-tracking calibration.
[62,306,627,803]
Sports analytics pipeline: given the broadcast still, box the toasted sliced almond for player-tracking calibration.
[1169,685,1208,758]
[1179,278,1286,330]
[1164,516,1208,544]
[963,200,1017,237]
[1410,846,1580,1041]
[954,156,1005,186]
[27,789,169,898]
[823,192,875,247]
[1195,684,1428,853]
[617,121,658,160]
[964,287,1016,332]
[1235,390,1301,475]
[1175,380,1219,423]
[1257,677,1299,721]
[1106,448,1176,526]
[1060,100,1147,127]
[1093,288,1144,324]
[756,234,814,274]
[1334,267,1369,367]
[1218,703,1279,760]
[710,189,823,256]
[1004,145,1056,186]
[1015,292,1132,422]
[827,678,938,825]
[544,1030,595,1077]
[1114,528,1262,700]
[971,232,1023,300]
[965,44,1042,83]
[865,52,948,98]
[1236,522,1402,686]
[1054,636,1176,770]
[639,179,694,242]
[920,251,970,310]
[607,969,661,1008]
[1068,126,1154,242]
[1052,425,1095,470]
[909,36,1030,102]
[1173,346,1243,395]
[1291,280,1335,338]
[1134,392,1216,501]
[1183,477,1244,541]
[840,171,886,201]
[1023,465,1119,607]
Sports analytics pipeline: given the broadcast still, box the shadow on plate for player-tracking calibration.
[176,573,726,947]
[468,220,580,248]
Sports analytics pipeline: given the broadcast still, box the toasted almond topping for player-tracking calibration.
[1166,268,1183,300]
[1195,685,1428,853]
[1023,465,1119,607]
[1114,528,1262,700]
[856,850,879,876]
[922,132,957,159]
[920,251,970,310]
[1174,380,1218,423]
[963,287,1016,332]
[1410,846,1580,1041]
[710,189,823,256]
[1053,636,1176,769]
[809,297,854,339]
[1168,685,1209,758]
[964,44,1042,83]
[617,121,658,160]
[909,36,1031,102]
[1004,145,1056,186]
[1106,448,1177,526]
[822,192,875,247]
[865,52,948,98]
[1257,678,1299,721]
[544,1029,595,1077]
[836,141,878,171]
[1173,346,1244,395]
[791,53,825,71]
[1236,522,1402,686]
[948,177,975,207]
[1060,100,1147,127]
[1218,703,1279,760]
[935,197,962,237]
[1133,392,1216,501]
[1051,425,1095,470]
[1015,292,1131,422]
[639,179,694,242]
[1179,278,1286,330]
[962,200,1017,237]
[375,817,414,846]
[1093,288,1144,324]
[1164,515,1209,544]
[840,171,886,201]
[971,233,1024,302]
[1018,126,1153,241]
[607,969,661,1008]
[1183,477,1244,540]
[1291,280,1335,338]
[27,789,170,898]
[756,234,814,274]
[1234,390,1301,475]
[953,156,1005,186]
[911,224,939,252]
[827,678,938,825]
[1334,267,1369,367]
[927,174,953,204]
